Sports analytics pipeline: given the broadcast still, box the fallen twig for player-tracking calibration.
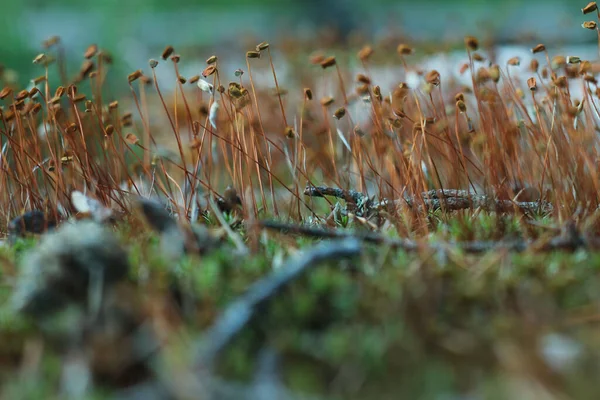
[195,238,362,368]
[304,185,554,215]
[258,220,596,254]
[303,186,369,206]
[260,220,419,250]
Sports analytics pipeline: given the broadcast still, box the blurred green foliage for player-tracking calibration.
[0,0,584,87]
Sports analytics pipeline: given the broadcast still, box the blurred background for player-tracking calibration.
[0,0,594,87]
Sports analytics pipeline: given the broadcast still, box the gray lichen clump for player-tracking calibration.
[11,220,130,317]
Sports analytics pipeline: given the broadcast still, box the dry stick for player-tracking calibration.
[437,85,477,193]
[130,79,176,199]
[109,107,126,180]
[470,50,508,190]
[303,185,554,214]
[208,197,248,254]
[348,57,369,193]
[412,92,445,219]
[332,99,374,198]
[0,143,7,214]
[57,41,68,87]
[40,65,63,222]
[39,116,64,222]
[214,70,242,191]
[401,113,484,177]
[321,103,341,184]
[190,122,318,214]
[358,143,403,202]
[294,93,308,218]
[203,85,216,188]
[147,68,179,197]
[266,48,288,128]
[236,74,260,216]
[596,25,600,59]
[241,107,267,216]
[201,72,329,211]
[353,129,368,194]
[11,105,37,203]
[106,107,177,203]
[68,96,94,183]
[212,70,240,203]
[86,79,120,195]
[493,80,523,188]
[195,237,361,367]
[453,107,475,192]
[138,77,151,171]
[260,219,494,252]
[220,84,330,200]
[259,220,593,254]
[330,120,368,194]
[18,115,44,200]
[304,186,368,206]
[190,108,210,210]
[171,84,187,177]
[229,100,243,196]
[246,58,278,217]
[428,88,456,191]
[531,85,555,203]
[240,110,261,217]
[2,123,54,201]
[98,104,149,198]
[95,52,103,114]
[24,115,50,205]
[172,61,194,143]
[334,63,349,106]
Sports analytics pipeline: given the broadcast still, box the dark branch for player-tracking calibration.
[195,238,362,368]
[259,220,592,254]
[303,186,369,206]
[305,185,553,214]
